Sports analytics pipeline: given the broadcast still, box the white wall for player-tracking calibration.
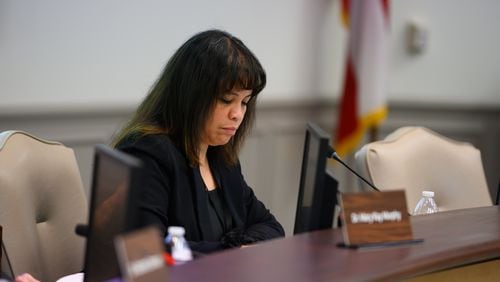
[0,0,339,108]
[388,0,500,106]
[2,0,499,111]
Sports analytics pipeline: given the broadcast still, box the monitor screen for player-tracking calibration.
[293,123,338,235]
[83,144,142,282]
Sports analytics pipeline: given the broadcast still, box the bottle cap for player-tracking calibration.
[168,226,186,236]
[422,190,434,197]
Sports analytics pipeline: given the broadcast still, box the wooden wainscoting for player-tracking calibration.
[1,99,499,235]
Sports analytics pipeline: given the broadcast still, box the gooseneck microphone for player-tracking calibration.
[75,223,89,237]
[327,147,380,192]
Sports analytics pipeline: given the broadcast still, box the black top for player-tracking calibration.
[117,134,285,253]
[206,188,232,241]
[193,167,233,241]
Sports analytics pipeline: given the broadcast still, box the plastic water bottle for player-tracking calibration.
[413,190,439,215]
[165,226,193,264]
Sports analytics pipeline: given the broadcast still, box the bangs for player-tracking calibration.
[218,45,266,96]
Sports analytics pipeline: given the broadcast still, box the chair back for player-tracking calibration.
[355,126,492,213]
[0,130,88,282]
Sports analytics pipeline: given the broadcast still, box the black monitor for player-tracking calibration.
[1,234,14,280]
[83,144,142,282]
[293,123,338,235]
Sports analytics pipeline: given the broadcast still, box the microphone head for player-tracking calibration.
[75,223,89,237]
[327,146,340,161]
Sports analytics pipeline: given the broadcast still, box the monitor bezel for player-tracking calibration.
[83,144,142,282]
[293,123,338,235]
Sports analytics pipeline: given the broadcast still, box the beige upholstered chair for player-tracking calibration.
[355,126,492,214]
[0,130,88,281]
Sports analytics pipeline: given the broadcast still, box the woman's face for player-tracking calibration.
[201,87,253,148]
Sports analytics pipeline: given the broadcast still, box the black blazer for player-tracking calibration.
[117,134,284,253]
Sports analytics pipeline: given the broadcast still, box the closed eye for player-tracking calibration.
[219,97,232,104]
[242,96,253,106]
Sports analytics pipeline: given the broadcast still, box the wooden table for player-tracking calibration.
[169,206,500,281]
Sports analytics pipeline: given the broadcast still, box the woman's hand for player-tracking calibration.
[15,273,40,282]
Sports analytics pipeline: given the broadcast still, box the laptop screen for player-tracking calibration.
[83,144,142,282]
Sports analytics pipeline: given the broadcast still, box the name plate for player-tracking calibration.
[339,190,414,246]
[114,226,170,282]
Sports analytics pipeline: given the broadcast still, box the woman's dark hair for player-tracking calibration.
[112,29,266,166]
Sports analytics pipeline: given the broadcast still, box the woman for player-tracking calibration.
[112,29,285,254]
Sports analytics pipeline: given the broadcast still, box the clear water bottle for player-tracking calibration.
[413,190,439,215]
[165,226,193,264]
